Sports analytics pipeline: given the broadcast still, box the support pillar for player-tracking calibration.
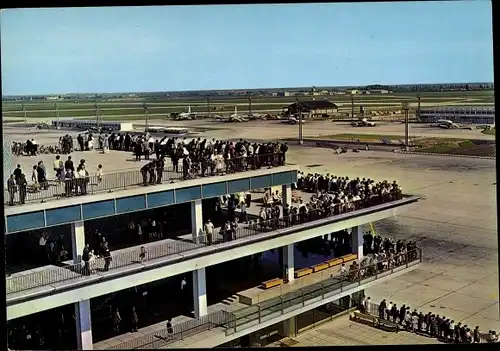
[192,268,208,318]
[75,299,93,350]
[191,199,203,244]
[282,316,297,337]
[282,184,292,207]
[282,244,294,283]
[351,226,363,260]
[71,221,85,263]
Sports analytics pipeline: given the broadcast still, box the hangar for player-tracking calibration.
[286,100,338,117]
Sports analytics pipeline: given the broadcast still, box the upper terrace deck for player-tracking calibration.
[4,160,297,234]
[4,152,287,208]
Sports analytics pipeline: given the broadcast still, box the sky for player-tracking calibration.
[0,1,494,96]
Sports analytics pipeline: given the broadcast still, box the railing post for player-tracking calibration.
[281,296,284,315]
[321,281,325,299]
[258,305,261,323]
[301,290,305,307]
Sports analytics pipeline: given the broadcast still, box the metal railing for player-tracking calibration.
[4,152,285,206]
[106,310,232,350]
[225,248,422,335]
[5,194,404,296]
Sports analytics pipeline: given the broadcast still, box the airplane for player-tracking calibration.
[174,106,197,120]
[145,126,167,133]
[215,106,248,122]
[431,119,460,129]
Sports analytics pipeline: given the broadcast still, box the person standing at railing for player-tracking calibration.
[37,161,48,190]
[7,175,17,206]
[130,307,139,333]
[204,219,214,245]
[103,248,112,271]
[82,244,91,275]
[166,319,174,340]
[140,163,150,186]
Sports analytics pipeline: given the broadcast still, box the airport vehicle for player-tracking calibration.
[35,121,51,130]
[351,118,376,127]
[163,127,189,136]
[145,126,167,133]
[281,117,305,125]
[172,106,198,120]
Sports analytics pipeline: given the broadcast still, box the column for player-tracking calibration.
[282,244,294,283]
[282,184,292,207]
[351,226,363,260]
[282,316,297,337]
[75,299,93,350]
[192,267,208,318]
[191,199,203,244]
[71,221,85,263]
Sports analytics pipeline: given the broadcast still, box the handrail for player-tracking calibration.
[4,152,286,206]
[226,248,423,335]
[6,194,411,299]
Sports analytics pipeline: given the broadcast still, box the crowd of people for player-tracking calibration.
[132,135,289,180]
[359,297,499,343]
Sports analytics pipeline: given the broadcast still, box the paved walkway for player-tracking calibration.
[267,314,442,347]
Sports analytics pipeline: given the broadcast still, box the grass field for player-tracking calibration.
[2,90,494,120]
[482,128,496,136]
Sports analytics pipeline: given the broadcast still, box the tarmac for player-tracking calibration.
[4,120,498,345]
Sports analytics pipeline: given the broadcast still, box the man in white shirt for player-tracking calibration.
[39,233,47,261]
[204,219,215,245]
[180,277,187,291]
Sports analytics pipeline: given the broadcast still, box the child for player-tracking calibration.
[139,246,146,263]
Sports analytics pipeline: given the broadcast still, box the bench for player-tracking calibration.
[350,311,378,326]
[311,263,329,273]
[260,278,283,290]
[377,319,399,333]
[325,258,343,268]
[342,254,358,263]
[294,268,313,279]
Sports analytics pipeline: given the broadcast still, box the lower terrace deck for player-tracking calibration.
[93,251,422,349]
[6,194,420,310]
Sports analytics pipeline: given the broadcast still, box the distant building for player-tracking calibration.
[347,90,361,95]
[46,96,60,100]
[361,91,371,95]
[286,100,338,117]
[369,89,391,94]
[419,106,495,125]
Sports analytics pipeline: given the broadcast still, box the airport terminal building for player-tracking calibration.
[5,156,421,349]
[419,106,495,125]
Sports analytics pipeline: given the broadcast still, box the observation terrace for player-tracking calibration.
[6,193,420,320]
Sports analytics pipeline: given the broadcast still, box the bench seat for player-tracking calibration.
[350,311,378,326]
[260,278,284,289]
[311,263,329,273]
[342,253,358,263]
[377,319,399,333]
[294,268,313,278]
[325,258,343,267]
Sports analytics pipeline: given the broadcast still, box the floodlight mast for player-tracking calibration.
[402,101,410,151]
[22,103,27,126]
[296,97,304,145]
[94,103,100,130]
[143,103,149,132]
[54,103,60,129]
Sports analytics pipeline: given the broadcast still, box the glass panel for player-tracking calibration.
[175,186,202,203]
[227,178,251,193]
[147,190,175,208]
[46,205,81,226]
[202,182,227,198]
[116,195,146,213]
[7,211,45,232]
[82,200,115,220]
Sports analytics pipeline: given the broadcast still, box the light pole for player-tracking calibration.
[22,103,27,126]
[94,103,100,130]
[402,101,410,151]
[351,94,355,119]
[54,103,60,129]
[296,98,304,145]
[206,96,211,118]
[416,93,421,121]
[143,103,149,132]
[248,97,252,116]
